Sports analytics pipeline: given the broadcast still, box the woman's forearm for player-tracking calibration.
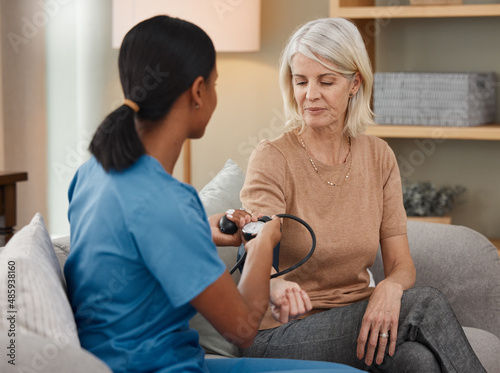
[381,261,416,291]
[380,234,416,290]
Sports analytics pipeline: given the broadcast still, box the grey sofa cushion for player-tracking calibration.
[371,221,500,340]
[370,221,500,372]
[464,327,500,373]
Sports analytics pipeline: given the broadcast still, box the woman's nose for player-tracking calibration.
[306,83,320,101]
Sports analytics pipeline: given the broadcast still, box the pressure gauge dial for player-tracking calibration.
[242,216,272,241]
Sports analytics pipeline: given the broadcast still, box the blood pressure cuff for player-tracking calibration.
[236,243,280,274]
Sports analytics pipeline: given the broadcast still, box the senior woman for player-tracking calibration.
[240,18,485,373]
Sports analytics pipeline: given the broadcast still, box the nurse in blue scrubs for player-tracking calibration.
[64,15,362,373]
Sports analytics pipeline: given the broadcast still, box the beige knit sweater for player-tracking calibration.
[240,130,407,330]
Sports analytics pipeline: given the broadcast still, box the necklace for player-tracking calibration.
[298,135,352,187]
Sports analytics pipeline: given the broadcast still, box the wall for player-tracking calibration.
[191,0,330,189]
[2,0,497,239]
[376,16,500,238]
[0,0,48,231]
[42,0,331,236]
[196,0,500,238]
[0,1,4,170]
[46,0,120,237]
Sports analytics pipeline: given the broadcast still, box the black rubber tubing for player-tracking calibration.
[228,214,316,279]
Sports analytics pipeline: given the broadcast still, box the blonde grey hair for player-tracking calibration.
[279,18,375,137]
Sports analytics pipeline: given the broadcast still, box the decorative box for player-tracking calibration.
[373,72,497,126]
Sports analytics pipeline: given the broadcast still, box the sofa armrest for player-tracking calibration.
[370,221,500,339]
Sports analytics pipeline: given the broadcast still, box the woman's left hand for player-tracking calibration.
[356,279,404,366]
[269,278,312,324]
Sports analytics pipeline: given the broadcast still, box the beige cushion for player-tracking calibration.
[198,158,246,285]
[52,235,71,274]
[190,159,246,358]
[199,158,245,217]
[0,213,80,346]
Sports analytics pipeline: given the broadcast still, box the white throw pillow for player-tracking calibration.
[198,159,245,216]
[0,213,80,347]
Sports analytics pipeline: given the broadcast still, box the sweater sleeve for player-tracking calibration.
[380,143,408,240]
[240,140,287,217]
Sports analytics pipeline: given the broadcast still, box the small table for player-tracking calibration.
[0,171,28,245]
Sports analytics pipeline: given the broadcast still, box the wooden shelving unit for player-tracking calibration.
[365,124,500,140]
[330,1,500,142]
[330,1,500,242]
[330,2,500,19]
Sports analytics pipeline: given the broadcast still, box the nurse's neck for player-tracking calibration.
[137,116,187,175]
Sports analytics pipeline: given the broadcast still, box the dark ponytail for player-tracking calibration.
[89,104,144,172]
[89,15,216,172]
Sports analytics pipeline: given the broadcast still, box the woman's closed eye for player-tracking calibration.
[294,79,335,86]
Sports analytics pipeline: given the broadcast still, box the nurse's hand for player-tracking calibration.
[209,209,254,247]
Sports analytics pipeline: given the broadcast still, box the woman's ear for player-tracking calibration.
[190,76,205,110]
[350,72,362,96]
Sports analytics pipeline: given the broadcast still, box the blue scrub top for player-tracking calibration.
[64,155,226,372]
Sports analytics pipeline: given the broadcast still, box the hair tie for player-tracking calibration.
[123,99,140,113]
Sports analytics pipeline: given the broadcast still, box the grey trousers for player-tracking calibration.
[242,287,486,373]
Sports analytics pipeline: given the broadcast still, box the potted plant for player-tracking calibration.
[402,181,466,224]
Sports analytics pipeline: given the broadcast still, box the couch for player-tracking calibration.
[0,159,499,373]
